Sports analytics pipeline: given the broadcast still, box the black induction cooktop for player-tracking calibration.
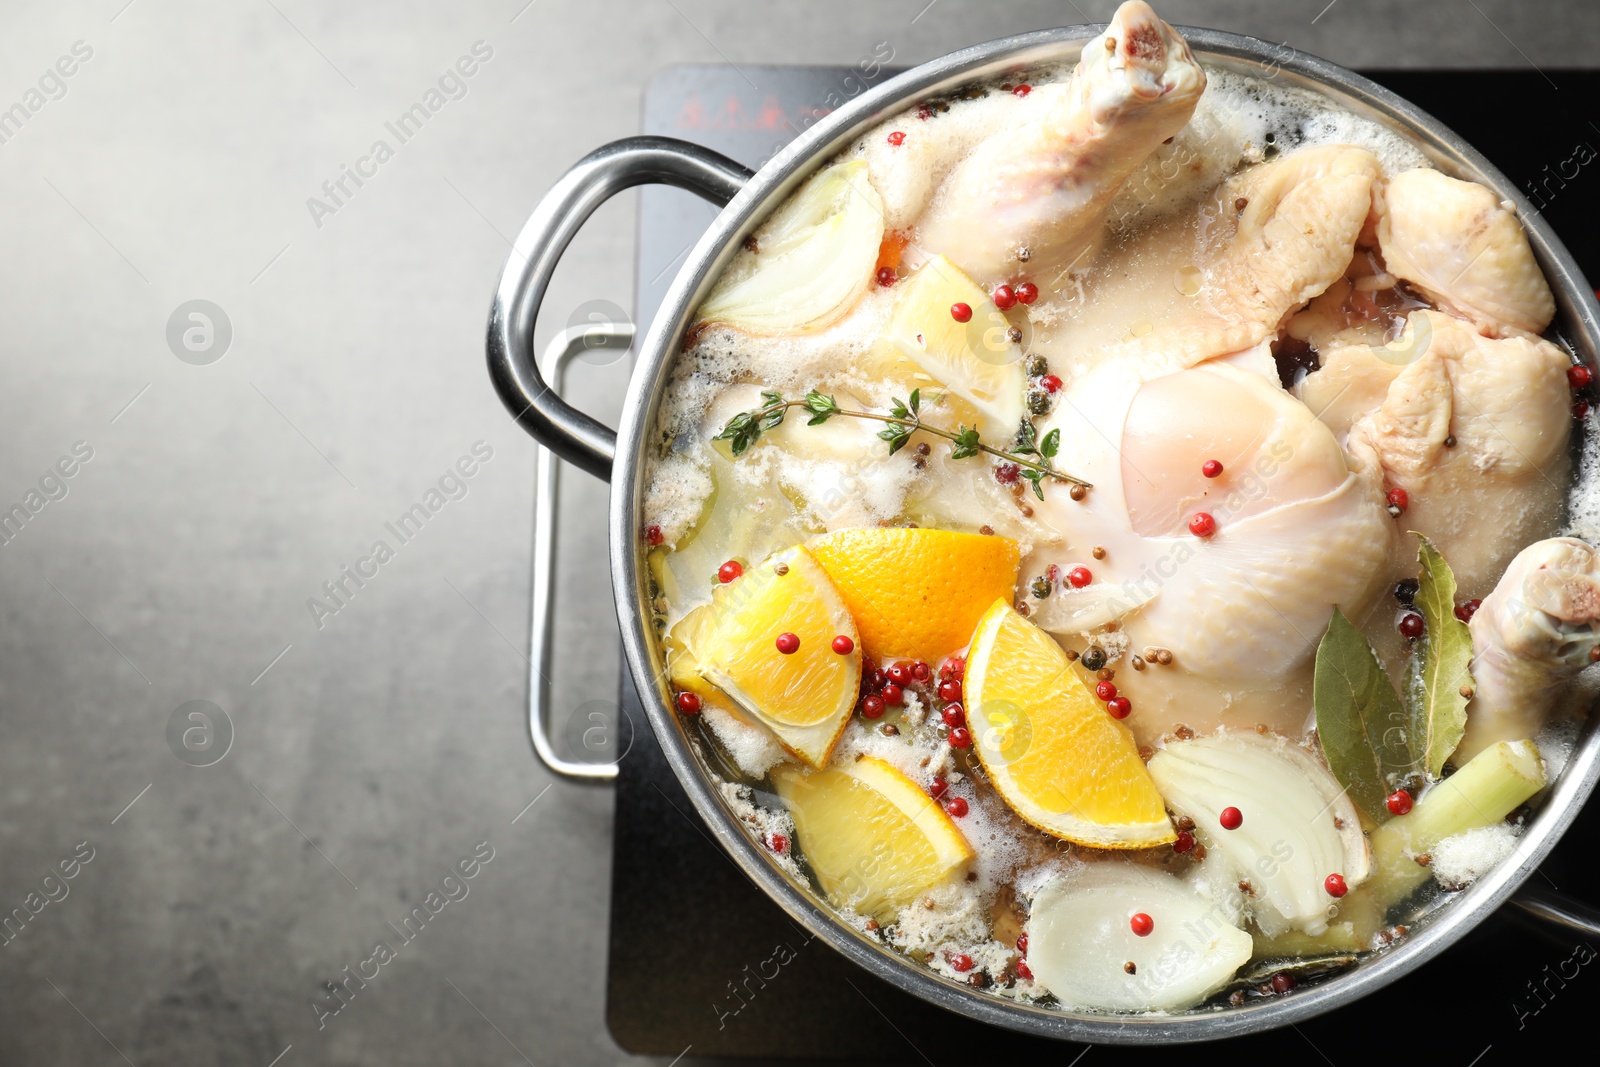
[605,64,1600,1062]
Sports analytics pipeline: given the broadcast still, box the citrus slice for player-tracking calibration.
[965,599,1175,848]
[697,546,860,767]
[884,254,1027,441]
[773,756,973,920]
[664,603,747,721]
[807,527,1020,663]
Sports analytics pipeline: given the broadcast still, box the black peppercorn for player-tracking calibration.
[1080,645,1107,672]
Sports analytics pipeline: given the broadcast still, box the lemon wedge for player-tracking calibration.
[884,254,1027,441]
[774,756,973,920]
[664,603,748,721]
[697,546,860,767]
[807,527,1020,663]
[965,599,1175,849]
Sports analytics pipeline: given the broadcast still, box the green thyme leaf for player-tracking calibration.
[803,391,839,424]
[715,411,759,455]
[908,388,921,415]
[886,431,911,456]
[1041,428,1060,460]
[949,426,981,461]
[877,427,904,442]
[1022,469,1045,501]
[1314,608,1411,822]
[1413,534,1473,777]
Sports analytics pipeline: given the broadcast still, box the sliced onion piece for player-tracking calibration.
[697,160,884,335]
[1028,863,1252,1012]
[1148,731,1369,936]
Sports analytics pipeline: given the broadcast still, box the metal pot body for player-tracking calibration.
[488,24,1600,1043]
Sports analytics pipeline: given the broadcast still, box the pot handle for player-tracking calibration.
[526,323,635,782]
[1511,883,1600,939]
[486,135,754,482]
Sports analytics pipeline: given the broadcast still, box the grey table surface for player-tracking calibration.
[2,1,1597,1064]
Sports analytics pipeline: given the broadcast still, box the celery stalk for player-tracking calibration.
[1252,888,1382,958]
[1369,739,1546,906]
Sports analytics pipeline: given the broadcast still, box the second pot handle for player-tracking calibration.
[486,136,754,482]
[1510,882,1600,939]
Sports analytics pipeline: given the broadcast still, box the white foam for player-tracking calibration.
[719,780,799,878]
[642,451,713,547]
[703,706,788,779]
[1430,823,1520,890]
[1564,406,1600,543]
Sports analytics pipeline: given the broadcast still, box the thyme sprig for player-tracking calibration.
[715,389,1089,499]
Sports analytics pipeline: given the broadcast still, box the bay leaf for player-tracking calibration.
[1313,608,1411,822]
[1412,533,1473,776]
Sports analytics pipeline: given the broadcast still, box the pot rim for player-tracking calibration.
[608,22,1600,1044]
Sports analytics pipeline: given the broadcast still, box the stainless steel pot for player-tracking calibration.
[488,22,1600,1043]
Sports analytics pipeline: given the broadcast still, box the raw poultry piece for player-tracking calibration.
[1027,358,1393,742]
[1341,310,1572,595]
[1294,311,1434,439]
[1458,537,1600,762]
[1038,144,1383,381]
[1378,167,1555,338]
[1202,145,1384,345]
[912,1,1205,286]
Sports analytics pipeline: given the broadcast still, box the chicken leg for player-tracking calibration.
[912,1,1205,287]
[1459,537,1600,761]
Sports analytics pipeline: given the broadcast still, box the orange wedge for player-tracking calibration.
[773,756,973,920]
[696,546,860,767]
[807,527,1019,663]
[965,600,1175,849]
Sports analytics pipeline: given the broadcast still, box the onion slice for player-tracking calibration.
[1148,731,1369,936]
[1027,863,1252,1012]
[697,160,884,335]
